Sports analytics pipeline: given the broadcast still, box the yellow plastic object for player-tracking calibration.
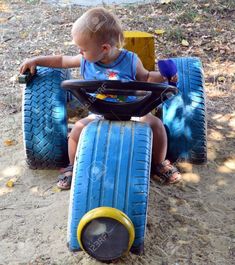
[77,207,135,254]
[124,31,155,71]
[96,94,107,99]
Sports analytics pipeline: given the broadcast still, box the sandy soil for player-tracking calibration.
[0,1,235,264]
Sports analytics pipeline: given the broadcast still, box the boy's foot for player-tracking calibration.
[57,165,73,190]
[151,159,182,184]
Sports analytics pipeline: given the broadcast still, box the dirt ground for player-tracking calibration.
[0,0,235,264]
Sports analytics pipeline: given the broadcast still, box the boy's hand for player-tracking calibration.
[168,74,178,83]
[158,59,178,85]
[20,58,37,75]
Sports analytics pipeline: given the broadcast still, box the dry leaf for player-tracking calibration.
[4,139,15,146]
[181,39,189,47]
[32,49,41,56]
[52,186,61,192]
[10,75,18,82]
[217,76,226,82]
[224,158,235,170]
[6,177,17,188]
[20,32,28,39]
[6,180,14,188]
[155,29,165,35]
[161,0,172,3]
[64,41,73,46]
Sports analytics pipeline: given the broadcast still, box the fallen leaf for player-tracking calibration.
[10,75,18,82]
[160,0,172,3]
[4,139,15,146]
[217,76,226,82]
[181,39,189,47]
[6,178,17,188]
[20,31,28,39]
[155,29,165,35]
[6,180,14,188]
[204,46,213,51]
[32,49,41,56]
[64,41,73,46]
[224,158,235,170]
[52,186,61,192]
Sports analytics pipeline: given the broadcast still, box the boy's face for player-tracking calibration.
[72,32,105,62]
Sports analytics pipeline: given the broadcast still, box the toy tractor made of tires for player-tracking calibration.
[22,57,206,261]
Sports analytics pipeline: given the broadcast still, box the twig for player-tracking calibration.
[0,207,15,211]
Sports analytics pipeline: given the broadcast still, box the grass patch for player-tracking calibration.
[165,26,185,42]
[24,0,40,4]
[176,9,199,24]
[160,0,188,12]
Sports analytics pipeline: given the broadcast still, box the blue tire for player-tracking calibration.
[67,120,152,254]
[23,67,70,169]
[162,57,207,164]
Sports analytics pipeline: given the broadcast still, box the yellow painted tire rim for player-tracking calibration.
[77,207,135,255]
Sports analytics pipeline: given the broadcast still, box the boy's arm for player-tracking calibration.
[135,58,166,83]
[20,54,82,74]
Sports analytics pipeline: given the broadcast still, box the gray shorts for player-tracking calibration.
[88,113,141,122]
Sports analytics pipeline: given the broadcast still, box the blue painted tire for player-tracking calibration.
[67,120,152,254]
[23,67,70,169]
[163,57,207,164]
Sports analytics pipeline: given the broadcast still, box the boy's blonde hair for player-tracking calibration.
[72,7,124,48]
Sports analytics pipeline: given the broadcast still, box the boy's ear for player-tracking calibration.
[102,43,112,52]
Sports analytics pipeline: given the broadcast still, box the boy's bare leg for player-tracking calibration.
[69,115,97,164]
[139,113,181,183]
[57,115,97,189]
[139,113,167,164]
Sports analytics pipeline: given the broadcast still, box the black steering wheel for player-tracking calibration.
[62,80,178,120]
